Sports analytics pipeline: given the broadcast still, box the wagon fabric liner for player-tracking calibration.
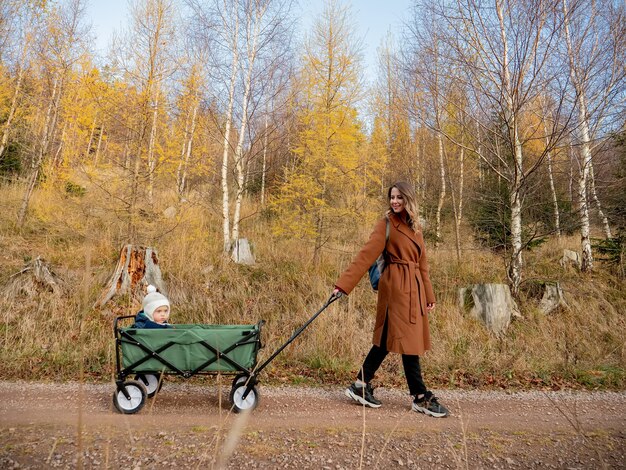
[120,324,261,373]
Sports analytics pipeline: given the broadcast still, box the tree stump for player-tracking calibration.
[458,284,521,335]
[231,238,256,265]
[560,249,581,270]
[2,256,63,298]
[94,245,166,308]
[538,282,567,314]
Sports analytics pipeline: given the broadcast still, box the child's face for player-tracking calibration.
[153,306,170,324]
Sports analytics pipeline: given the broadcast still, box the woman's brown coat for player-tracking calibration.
[335,212,436,356]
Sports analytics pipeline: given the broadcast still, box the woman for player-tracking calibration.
[333,181,449,418]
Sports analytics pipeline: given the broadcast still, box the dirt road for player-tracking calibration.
[0,381,624,469]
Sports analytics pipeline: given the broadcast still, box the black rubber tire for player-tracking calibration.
[232,374,249,388]
[113,380,147,414]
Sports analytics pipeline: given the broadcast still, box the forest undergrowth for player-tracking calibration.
[0,181,624,391]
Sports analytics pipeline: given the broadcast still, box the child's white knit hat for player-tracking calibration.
[142,285,170,321]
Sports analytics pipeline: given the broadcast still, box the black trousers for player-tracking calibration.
[356,316,427,396]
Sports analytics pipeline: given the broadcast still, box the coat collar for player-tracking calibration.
[389,212,422,251]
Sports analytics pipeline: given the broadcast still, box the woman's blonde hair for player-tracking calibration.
[387,181,420,232]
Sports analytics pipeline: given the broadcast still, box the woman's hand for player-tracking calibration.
[332,287,345,297]
[426,302,435,312]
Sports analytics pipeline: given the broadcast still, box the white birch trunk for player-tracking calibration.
[576,134,593,272]
[146,96,159,205]
[542,116,561,237]
[231,88,251,244]
[435,130,446,248]
[476,119,484,189]
[508,146,524,297]
[563,0,593,271]
[177,103,197,198]
[568,144,574,204]
[420,137,426,199]
[232,5,264,244]
[221,30,239,254]
[454,145,465,260]
[497,0,523,296]
[589,161,612,239]
[261,113,268,205]
[85,115,97,158]
[176,107,191,195]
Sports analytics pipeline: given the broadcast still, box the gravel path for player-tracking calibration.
[1,381,624,469]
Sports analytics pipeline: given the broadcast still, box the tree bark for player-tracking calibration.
[450,144,465,261]
[496,0,523,296]
[221,2,239,254]
[177,102,198,198]
[563,0,593,271]
[435,130,446,248]
[589,161,612,239]
[476,119,484,189]
[261,113,268,205]
[94,245,166,308]
[146,96,159,205]
[542,113,561,237]
[232,3,265,244]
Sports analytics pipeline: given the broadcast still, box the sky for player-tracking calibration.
[86,0,414,83]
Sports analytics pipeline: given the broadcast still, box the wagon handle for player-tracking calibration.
[252,292,343,375]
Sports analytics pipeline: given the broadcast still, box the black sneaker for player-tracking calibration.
[345,383,382,408]
[412,391,449,418]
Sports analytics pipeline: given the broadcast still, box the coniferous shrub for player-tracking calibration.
[0,142,21,177]
[593,236,625,278]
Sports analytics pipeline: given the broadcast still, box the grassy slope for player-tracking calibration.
[0,182,624,390]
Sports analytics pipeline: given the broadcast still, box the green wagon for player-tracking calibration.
[113,318,264,414]
[113,293,341,414]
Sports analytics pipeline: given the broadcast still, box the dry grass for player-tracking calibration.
[0,178,624,389]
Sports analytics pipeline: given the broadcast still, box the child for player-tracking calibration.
[133,285,172,329]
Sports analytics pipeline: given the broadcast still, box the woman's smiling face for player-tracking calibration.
[390,187,405,214]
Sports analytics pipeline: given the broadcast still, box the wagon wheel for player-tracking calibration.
[113,380,147,414]
[232,374,249,388]
[136,373,163,398]
[229,382,260,413]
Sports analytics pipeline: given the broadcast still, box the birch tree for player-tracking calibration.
[230,0,269,243]
[403,11,451,248]
[560,0,625,271]
[425,0,567,295]
[540,95,561,237]
[187,0,294,253]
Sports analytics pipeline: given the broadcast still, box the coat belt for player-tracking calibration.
[388,257,422,323]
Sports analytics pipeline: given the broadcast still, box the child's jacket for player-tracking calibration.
[133,310,172,329]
